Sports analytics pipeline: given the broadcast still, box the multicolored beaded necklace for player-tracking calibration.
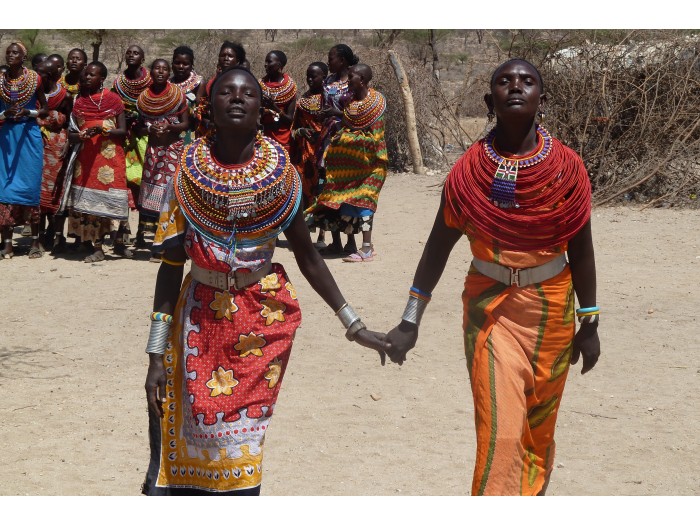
[260,73,297,106]
[59,75,80,97]
[323,76,349,106]
[45,83,67,110]
[176,133,301,249]
[484,125,553,209]
[297,93,323,115]
[113,67,152,104]
[344,88,386,129]
[137,81,184,121]
[171,71,202,97]
[0,67,39,107]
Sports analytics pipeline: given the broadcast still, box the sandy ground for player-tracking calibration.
[0,172,698,496]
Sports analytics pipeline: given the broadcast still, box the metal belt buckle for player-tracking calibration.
[227,272,240,290]
[510,267,520,287]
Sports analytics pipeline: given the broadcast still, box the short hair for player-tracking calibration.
[350,63,372,83]
[32,53,48,66]
[87,60,108,79]
[309,61,329,76]
[332,44,359,67]
[490,58,544,92]
[150,58,170,70]
[128,45,145,56]
[47,53,65,66]
[210,65,262,100]
[68,48,88,62]
[172,45,194,63]
[268,50,287,67]
[220,41,246,64]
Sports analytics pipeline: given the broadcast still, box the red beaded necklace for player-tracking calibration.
[444,130,591,251]
[260,73,297,106]
[171,71,202,96]
[343,88,386,129]
[113,67,152,104]
[137,81,184,120]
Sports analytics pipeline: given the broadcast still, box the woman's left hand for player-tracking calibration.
[353,328,391,366]
[571,323,600,374]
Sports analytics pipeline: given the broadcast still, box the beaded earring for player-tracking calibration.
[487,109,495,123]
[538,110,545,122]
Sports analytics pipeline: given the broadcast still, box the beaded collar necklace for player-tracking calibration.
[59,75,80,96]
[137,81,183,120]
[171,70,202,95]
[176,133,301,248]
[484,125,553,209]
[113,67,152,103]
[45,83,61,99]
[344,88,386,129]
[0,67,38,107]
[298,93,323,114]
[260,73,297,106]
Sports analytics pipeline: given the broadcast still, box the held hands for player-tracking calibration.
[571,323,600,374]
[352,328,391,366]
[384,321,418,365]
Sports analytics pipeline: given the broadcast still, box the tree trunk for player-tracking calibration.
[428,29,440,81]
[388,50,426,175]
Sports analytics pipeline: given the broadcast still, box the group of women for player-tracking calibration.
[1,37,600,496]
[0,40,388,265]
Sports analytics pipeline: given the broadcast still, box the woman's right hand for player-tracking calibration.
[384,321,419,365]
[145,354,167,418]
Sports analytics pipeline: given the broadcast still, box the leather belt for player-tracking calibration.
[471,254,567,288]
[190,260,273,291]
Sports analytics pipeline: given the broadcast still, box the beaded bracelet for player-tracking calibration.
[579,314,599,324]
[145,313,172,355]
[576,306,599,314]
[150,312,173,324]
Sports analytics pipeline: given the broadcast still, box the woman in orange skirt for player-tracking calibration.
[386,59,601,495]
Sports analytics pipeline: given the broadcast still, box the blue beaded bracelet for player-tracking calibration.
[410,286,432,298]
[576,306,599,314]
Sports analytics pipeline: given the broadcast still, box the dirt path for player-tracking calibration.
[0,173,697,495]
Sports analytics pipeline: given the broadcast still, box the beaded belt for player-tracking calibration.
[471,254,567,288]
[190,260,273,291]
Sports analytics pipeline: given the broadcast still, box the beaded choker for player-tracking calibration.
[484,125,553,209]
[175,133,301,248]
[0,67,39,107]
[171,71,202,96]
[260,73,297,106]
[113,67,152,104]
[137,82,184,120]
[344,88,386,129]
[297,93,323,115]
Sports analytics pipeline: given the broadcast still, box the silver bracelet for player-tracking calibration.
[145,318,171,355]
[28,110,39,118]
[336,303,360,329]
[0,111,5,121]
[401,295,429,327]
[345,319,367,341]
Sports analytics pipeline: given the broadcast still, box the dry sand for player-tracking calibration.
[0,172,698,495]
